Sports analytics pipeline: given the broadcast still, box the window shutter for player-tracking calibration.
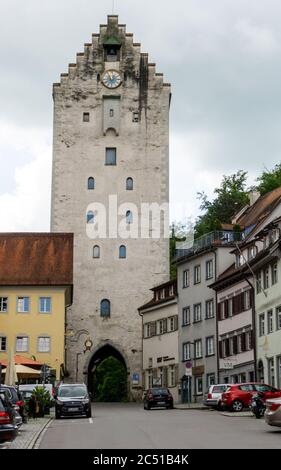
[174,316,178,330]
[175,365,179,384]
[163,318,167,333]
[218,303,222,321]
[219,341,223,358]
[233,336,238,354]
[163,367,168,387]
[143,325,146,338]
[241,333,246,352]
[151,322,156,336]
[225,339,230,357]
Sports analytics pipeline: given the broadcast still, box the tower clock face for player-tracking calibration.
[102,70,122,89]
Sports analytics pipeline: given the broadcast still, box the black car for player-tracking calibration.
[143,387,174,410]
[55,384,92,419]
[0,385,26,422]
[0,395,18,443]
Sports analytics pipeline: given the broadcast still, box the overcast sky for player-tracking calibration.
[0,0,281,231]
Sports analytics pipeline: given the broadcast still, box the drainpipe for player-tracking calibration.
[245,278,257,381]
[138,309,144,392]
[212,249,220,384]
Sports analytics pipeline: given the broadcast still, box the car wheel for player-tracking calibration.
[87,409,92,418]
[231,400,243,412]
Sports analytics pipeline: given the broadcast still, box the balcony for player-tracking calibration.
[175,230,243,261]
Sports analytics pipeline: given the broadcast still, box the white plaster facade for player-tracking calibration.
[50,16,170,400]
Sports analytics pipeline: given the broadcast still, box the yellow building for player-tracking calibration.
[0,233,73,381]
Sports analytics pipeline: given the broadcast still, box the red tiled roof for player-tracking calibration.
[237,187,281,228]
[0,355,43,367]
[0,233,73,285]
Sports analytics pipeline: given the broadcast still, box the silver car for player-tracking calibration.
[204,384,229,409]
[265,397,281,427]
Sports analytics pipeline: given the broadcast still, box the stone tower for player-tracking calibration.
[51,15,171,400]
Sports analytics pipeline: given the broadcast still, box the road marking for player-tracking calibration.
[89,418,93,424]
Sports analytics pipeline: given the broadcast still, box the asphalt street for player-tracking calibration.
[38,403,281,449]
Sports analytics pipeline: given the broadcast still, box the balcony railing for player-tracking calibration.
[175,230,243,260]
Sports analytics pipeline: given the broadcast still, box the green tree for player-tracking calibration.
[95,357,127,402]
[255,163,281,195]
[194,171,249,237]
[170,219,194,279]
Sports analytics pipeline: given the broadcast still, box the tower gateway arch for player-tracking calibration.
[51,15,170,401]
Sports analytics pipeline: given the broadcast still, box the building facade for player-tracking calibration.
[139,280,179,403]
[0,234,73,381]
[50,16,170,399]
[176,231,236,403]
[252,218,281,388]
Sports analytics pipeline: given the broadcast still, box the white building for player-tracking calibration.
[50,15,170,400]
[139,280,179,403]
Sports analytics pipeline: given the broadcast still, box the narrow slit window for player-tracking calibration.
[87,211,94,224]
[93,246,100,259]
[83,113,90,122]
[119,245,126,259]
[88,177,95,190]
[126,178,133,191]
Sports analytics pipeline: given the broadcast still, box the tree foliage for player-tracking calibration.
[95,356,127,402]
[194,171,249,237]
[255,163,281,196]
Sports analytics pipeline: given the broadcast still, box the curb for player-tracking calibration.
[27,417,53,449]
[220,412,253,418]
[174,406,209,411]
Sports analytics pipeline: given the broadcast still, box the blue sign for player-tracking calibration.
[132,373,140,383]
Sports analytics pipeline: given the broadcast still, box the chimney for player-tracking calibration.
[248,190,260,206]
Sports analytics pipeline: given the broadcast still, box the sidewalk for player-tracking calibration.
[174,403,209,410]
[4,412,54,449]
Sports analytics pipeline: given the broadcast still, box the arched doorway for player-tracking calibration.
[87,344,128,402]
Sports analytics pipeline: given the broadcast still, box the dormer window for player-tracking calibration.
[248,245,257,260]
[236,253,244,267]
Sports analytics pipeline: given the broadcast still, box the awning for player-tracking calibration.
[2,364,41,376]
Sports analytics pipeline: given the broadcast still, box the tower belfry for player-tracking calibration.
[51,15,171,400]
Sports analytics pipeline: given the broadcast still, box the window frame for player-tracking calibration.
[37,336,51,353]
[193,303,202,323]
[100,299,111,318]
[0,297,8,313]
[194,265,201,285]
[183,269,190,288]
[16,336,29,353]
[182,306,191,326]
[206,259,214,280]
[206,336,215,357]
[205,299,215,319]
[17,297,30,314]
[0,336,7,352]
[39,297,52,314]
[105,147,117,166]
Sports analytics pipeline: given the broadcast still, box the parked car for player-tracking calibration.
[19,383,54,397]
[0,385,26,422]
[55,383,91,419]
[204,384,229,409]
[221,383,281,412]
[265,398,281,427]
[0,395,18,443]
[143,388,174,410]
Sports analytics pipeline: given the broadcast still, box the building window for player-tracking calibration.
[263,267,270,289]
[195,376,203,395]
[206,337,214,357]
[87,211,94,224]
[109,109,114,117]
[100,299,110,318]
[0,336,7,352]
[277,306,281,330]
[267,310,274,334]
[39,297,51,314]
[258,360,264,382]
[126,211,133,224]
[0,297,8,313]
[193,303,202,323]
[183,343,191,361]
[119,245,126,259]
[272,263,278,285]
[16,336,29,352]
[144,324,151,338]
[88,177,95,190]
[195,339,202,358]
[183,269,189,288]
[17,297,30,313]
[182,307,190,326]
[126,178,133,190]
[248,245,257,260]
[132,111,139,122]
[105,147,117,165]
[256,272,262,294]
[157,319,167,335]
[206,373,216,388]
[93,245,100,259]
[194,265,201,284]
[268,358,275,387]
[169,365,176,387]
[278,356,281,388]
[205,299,214,319]
[38,337,51,353]
[206,260,213,280]
[83,112,90,122]
[244,290,251,310]
[259,313,265,336]
[228,298,233,317]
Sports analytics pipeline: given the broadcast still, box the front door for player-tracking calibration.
[182,377,191,403]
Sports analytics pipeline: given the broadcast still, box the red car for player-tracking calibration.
[221,383,281,412]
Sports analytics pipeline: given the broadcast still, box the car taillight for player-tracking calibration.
[16,401,24,407]
[270,403,281,412]
[0,412,10,425]
[147,393,153,400]
[208,393,212,399]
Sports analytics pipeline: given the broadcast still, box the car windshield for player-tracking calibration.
[212,386,227,393]
[58,386,87,397]
[151,388,169,395]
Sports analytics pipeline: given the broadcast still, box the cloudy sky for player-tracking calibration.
[0,0,281,231]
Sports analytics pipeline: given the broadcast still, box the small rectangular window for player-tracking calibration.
[183,269,189,288]
[206,299,214,319]
[132,111,139,122]
[195,339,202,358]
[193,303,202,323]
[39,297,51,313]
[267,310,273,334]
[259,314,265,336]
[83,112,90,122]
[183,342,191,361]
[182,307,190,326]
[0,297,8,313]
[105,147,117,165]
[17,297,29,313]
[0,336,7,352]
[194,265,201,284]
[38,337,51,353]
[206,260,213,280]
[16,336,29,352]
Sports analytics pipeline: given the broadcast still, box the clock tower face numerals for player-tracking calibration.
[102,70,122,89]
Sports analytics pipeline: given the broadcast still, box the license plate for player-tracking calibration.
[157,401,165,405]
[68,407,79,412]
